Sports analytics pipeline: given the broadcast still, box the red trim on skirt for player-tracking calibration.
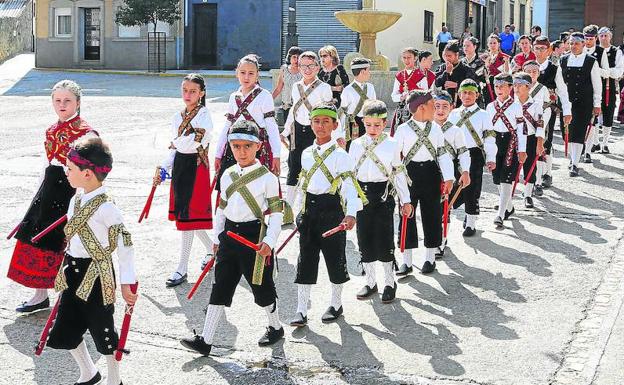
[169,164,213,231]
[7,240,65,288]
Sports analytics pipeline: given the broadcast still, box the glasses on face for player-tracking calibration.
[534,46,548,51]
[300,64,318,71]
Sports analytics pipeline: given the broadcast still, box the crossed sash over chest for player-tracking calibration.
[492,98,522,166]
[289,79,321,150]
[174,105,209,168]
[54,194,132,306]
[346,82,369,141]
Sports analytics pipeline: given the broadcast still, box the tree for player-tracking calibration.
[115,0,181,34]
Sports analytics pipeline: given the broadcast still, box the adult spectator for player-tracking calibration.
[531,25,542,41]
[511,24,521,54]
[436,26,453,60]
[499,25,515,56]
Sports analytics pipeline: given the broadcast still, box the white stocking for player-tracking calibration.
[602,126,612,149]
[26,288,49,306]
[382,262,395,287]
[105,355,121,385]
[362,262,376,287]
[202,305,224,344]
[498,183,512,218]
[263,302,282,329]
[172,231,194,278]
[330,283,343,309]
[69,341,98,383]
[296,284,311,316]
[401,249,413,267]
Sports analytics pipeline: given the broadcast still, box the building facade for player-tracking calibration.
[35,0,183,69]
[548,0,624,41]
[375,0,448,66]
[0,0,34,63]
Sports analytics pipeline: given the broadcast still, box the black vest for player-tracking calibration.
[538,61,558,90]
[595,46,617,68]
[560,54,596,104]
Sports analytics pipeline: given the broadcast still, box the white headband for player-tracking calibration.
[351,63,371,69]
[228,133,260,143]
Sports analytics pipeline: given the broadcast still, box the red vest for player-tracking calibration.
[513,51,536,69]
[396,68,436,93]
[488,52,511,76]
[45,115,93,165]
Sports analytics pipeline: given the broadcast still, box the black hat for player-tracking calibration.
[583,25,598,37]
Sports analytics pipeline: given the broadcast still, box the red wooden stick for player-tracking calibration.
[399,214,408,253]
[443,195,449,239]
[187,256,215,300]
[226,231,260,251]
[511,164,523,197]
[322,223,347,238]
[138,185,157,223]
[34,297,60,356]
[31,215,67,243]
[523,152,541,185]
[115,282,139,361]
[605,82,610,107]
[486,80,495,102]
[276,228,298,255]
[7,223,20,240]
[564,125,569,157]
[584,121,593,144]
[210,175,218,193]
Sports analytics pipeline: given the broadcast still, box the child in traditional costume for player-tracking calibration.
[340,58,376,149]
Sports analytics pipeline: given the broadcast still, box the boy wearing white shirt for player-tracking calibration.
[394,90,455,276]
[47,137,137,385]
[181,121,284,356]
[448,79,497,236]
[340,58,377,148]
[486,73,528,226]
[348,100,412,303]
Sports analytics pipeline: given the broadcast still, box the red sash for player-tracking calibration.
[492,98,518,166]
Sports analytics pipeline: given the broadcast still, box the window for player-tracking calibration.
[118,25,140,38]
[424,11,434,42]
[55,8,71,37]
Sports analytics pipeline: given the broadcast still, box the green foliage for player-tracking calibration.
[115,0,181,33]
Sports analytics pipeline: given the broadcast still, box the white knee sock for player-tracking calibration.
[26,288,49,306]
[69,341,98,382]
[173,231,194,278]
[330,283,343,309]
[498,183,512,218]
[382,262,395,287]
[284,185,297,208]
[263,302,282,330]
[296,284,311,316]
[362,262,376,287]
[424,248,436,263]
[588,124,599,148]
[105,355,121,385]
[602,126,612,149]
[536,161,544,183]
[195,230,213,253]
[525,183,534,198]
[202,305,224,344]
[545,155,553,175]
[466,214,476,229]
[571,143,583,166]
[401,249,413,267]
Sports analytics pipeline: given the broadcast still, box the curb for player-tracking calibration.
[34,68,273,79]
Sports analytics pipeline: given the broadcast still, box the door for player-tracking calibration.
[192,4,217,66]
[84,8,100,60]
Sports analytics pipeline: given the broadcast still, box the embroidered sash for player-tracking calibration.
[403,121,442,164]
[521,103,542,135]
[347,82,369,141]
[289,79,321,150]
[492,98,519,166]
[356,134,408,200]
[174,105,210,168]
[54,194,132,305]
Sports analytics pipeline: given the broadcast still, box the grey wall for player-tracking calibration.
[0,1,33,63]
[548,0,585,40]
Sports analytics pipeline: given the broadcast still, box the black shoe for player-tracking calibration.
[504,207,515,220]
[463,227,476,237]
[16,297,50,313]
[166,272,187,287]
[542,174,552,188]
[75,372,102,385]
[494,216,504,227]
[534,184,543,197]
[356,284,378,300]
[420,261,436,274]
[524,196,534,208]
[258,326,284,346]
[590,144,600,153]
[602,146,610,154]
[321,306,343,323]
[395,264,413,277]
[569,165,579,177]
[381,283,397,304]
[435,246,445,258]
[583,153,592,163]
[289,312,307,327]
[568,161,573,170]
[180,334,212,356]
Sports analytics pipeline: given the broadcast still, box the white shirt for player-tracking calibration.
[448,104,497,163]
[296,139,363,217]
[390,72,433,103]
[486,97,527,152]
[214,161,283,249]
[161,106,213,169]
[348,134,411,205]
[564,52,603,107]
[394,118,455,182]
[439,120,471,172]
[340,80,377,117]
[215,86,280,159]
[597,45,624,79]
[66,186,137,285]
[515,96,545,138]
[282,79,333,136]
[537,59,572,115]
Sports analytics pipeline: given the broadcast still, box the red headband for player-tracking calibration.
[68,149,112,173]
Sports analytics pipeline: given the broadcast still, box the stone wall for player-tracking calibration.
[0,1,33,63]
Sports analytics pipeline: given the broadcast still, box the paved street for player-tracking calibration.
[0,54,623,385]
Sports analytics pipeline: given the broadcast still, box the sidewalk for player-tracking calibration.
[36,66,273,79]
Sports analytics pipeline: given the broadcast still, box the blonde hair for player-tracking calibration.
[319,45,340,66]
[52,79,82,101]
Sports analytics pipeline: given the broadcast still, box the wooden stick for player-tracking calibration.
[187,257,215,300]
[399,214,408,253]
[34,297,60,356]
[322,223,347,238]
[7,223,20,240]
[115,282,139,361]
[31,215,67,243]
[276,228,298,255]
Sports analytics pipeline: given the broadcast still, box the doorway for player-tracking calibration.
[83,8,100,61]
[192,3,217,67]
